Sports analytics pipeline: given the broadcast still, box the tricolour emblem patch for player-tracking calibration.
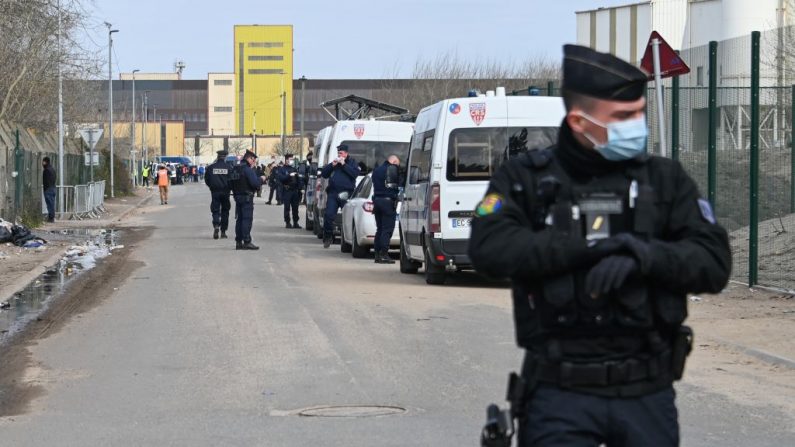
[469,102,486,126]
[354,124,365,139]
[449,102,461,115]
[476,193,503,217]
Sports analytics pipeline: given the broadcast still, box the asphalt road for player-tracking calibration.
[0,183,792,446]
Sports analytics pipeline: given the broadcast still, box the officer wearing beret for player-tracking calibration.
[204,150,232,239]
[231,150,266,250]
[470,45,732,446]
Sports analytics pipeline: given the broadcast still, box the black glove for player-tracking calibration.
[585,255,639,297]
[588,233,652,274]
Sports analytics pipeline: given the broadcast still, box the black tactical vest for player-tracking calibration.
[510,149,687,348]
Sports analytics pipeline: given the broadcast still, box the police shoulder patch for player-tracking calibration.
[697,198,716,224]
[476,193,504,217]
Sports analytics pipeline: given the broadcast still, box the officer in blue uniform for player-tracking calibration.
[204,150,232,239]
[470,45,732,446]
[370,155,401,264]
[277,153,303,229]
[231,150,265,250]
[320,144,360,248]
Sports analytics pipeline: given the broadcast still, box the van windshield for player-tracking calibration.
[446,126,558,181]
[338,140,410,175]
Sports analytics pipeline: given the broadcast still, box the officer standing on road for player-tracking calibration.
[370,155,400,264]
[231,150,266,250]
[320,144,360,248]
[204,150,232,240]
[277,153,303,229]
[470,45,732,447]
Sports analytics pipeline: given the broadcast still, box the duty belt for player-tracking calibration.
[537,350,670,388]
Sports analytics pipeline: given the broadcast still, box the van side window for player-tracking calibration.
[408,131,434,184]
[446,127,558,181]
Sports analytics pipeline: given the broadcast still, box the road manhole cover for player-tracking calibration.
[298,405,406,418]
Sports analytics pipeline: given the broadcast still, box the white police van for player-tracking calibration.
[398,88,565,284]
[305,126,331,232]
[313,119,414,241]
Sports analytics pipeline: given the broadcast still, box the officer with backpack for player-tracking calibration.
[204,150,232,240]
[470,45,732,446]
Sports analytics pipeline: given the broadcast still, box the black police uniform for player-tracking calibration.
[277,161,303,228]
[231,151,264,249]
[371,161,400,263]
[204,151,232,239]
[469,45,732,446]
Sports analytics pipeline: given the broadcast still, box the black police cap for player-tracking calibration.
[243,150,257,160]
[337,144,349,152]
[562,44,648,101]
[216,150,229,156]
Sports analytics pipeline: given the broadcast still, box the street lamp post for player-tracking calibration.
[280,73,286,153]
[252,111,257,154]
[131,69,139,188]
[300,75,306,159]
[143,91,148,165]
[106,24,119,197]
[57,0,65,216]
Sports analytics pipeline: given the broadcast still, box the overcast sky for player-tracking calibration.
[87,0,631,79]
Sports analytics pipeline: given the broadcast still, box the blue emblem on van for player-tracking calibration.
[449,103,461,115]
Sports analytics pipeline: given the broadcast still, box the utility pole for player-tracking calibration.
[280,73,286,153]
[300,75,306,159]
[252,111,257,154]
[57,0,64,216]
[143,91,148,165]
[106,24,119,197]
[131,69,139,188]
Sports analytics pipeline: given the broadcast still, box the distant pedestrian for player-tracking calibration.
[42,156,56,222]
[277,154,303,229]
[192,165,198,183]
[266,162,278,204]
[142,165,151,189]
[157,164,170,205]
[198,164,205,182]
[205,150,232,239]
[255,164,265,198]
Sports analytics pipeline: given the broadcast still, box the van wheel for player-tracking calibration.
[351,225,369,258]
[340,228,352,253]
[424,246,446,285]
[305,210,314,231]
[399,238,419,274]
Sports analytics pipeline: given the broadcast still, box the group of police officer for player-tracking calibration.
[199,44,733,446]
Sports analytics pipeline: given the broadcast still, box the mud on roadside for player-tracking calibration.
[0,226,153,417]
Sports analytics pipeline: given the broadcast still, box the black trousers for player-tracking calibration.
[373,197,396,252]
[518,384,679,446]
[282,189,300,224]
[234,195,254,243]
[210,190,231,231]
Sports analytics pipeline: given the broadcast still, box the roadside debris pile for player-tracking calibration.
[0,218,47,248]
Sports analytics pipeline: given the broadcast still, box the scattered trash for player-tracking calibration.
[689,296,703,302]
[23,240,45,248]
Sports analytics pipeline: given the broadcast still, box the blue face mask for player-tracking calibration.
[578,112,649,161]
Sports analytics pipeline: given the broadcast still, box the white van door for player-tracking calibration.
[404,130,435,260]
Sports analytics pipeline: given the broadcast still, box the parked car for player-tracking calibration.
[340,174,401,258]
[399,88,564,284]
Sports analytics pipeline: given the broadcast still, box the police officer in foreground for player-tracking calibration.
[204,150,232,240]
[231,150,266,250]
[470,45,732,446]
[320,144,360,248]
[371,155,401,264]
[277,153,303,229]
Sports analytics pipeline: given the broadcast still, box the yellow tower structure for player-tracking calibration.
[234,25,293,136]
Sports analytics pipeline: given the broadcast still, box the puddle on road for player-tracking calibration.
[0,229,122,344]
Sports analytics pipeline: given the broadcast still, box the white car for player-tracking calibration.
[340,174,400,258]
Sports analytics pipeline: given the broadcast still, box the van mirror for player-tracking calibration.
[408,166,420,185]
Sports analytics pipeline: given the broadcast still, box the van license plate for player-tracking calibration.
[451,218,472,228]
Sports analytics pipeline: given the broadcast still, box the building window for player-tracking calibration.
[696,66,704,86]
[248,42,284,48]
[248,69,283,75]
[248,55,284,61]
[214,106,233,113]
[213,79,232,86]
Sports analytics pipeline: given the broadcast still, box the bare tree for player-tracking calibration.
[377,51,560,116]
[272,137,303,157]
[0,0,103,130]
